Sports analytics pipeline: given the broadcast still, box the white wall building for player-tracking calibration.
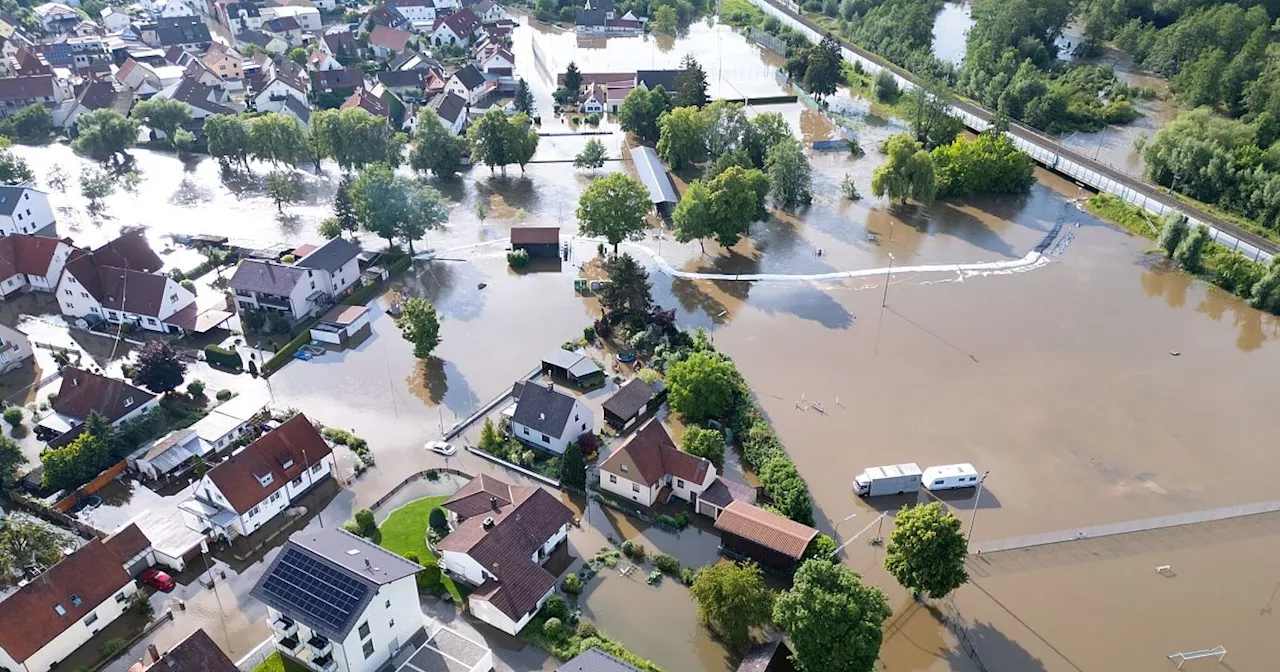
[507,380,593,456]
[57,252,198,334]
[0,234,73,298]
[597,420,717,508]
[0,187,57,236]
[260,5,321,31]
[253,528,425,672]
[0,323,31,374]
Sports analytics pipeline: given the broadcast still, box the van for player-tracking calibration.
[921,463,980,491]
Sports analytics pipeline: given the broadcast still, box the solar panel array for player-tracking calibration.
[260,548,370,636]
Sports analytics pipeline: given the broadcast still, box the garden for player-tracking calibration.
[372,494,466,603]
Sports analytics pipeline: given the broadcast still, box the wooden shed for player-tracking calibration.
[510,226,561,259]
[715,500,818,571]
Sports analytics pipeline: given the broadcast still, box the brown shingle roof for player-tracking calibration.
[509,226,559,245]
[0,234,68,279]
[0,540,133,664]
[340,87,389,117]
[442,473,514,518]
[52,367,155,423]
[155,628,240,672]
[206,414,332,513]
[91,231,163,273]
[714,501,818,560]
[0,74,54,101]
[600,377,656,421]
[368,25,410,50]
[62,250,173,318]
[698,476,757,509]
[103,522,151,562]
[598,420,710,487]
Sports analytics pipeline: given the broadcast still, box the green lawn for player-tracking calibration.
[252,652,309,672]
[378,495,466,603]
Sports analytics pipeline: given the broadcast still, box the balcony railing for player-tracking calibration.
[256,294,292,310]
[306,634,332,657]
[276,635,301,653]
[272,616,297,636]
[310,653,337,672]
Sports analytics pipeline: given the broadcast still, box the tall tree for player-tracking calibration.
[884,502,969,599]
[743,112,791,167]
[666,350,742,423]
[773,559,893,672]
[905,84,962,149]
[409,108,465,178]
[766,137,813,209]
[573,138,608,172]
[0,138,33,185]
[6,104,54,143]
[133,341,187,393]
[1173,223,1211,272]
[563,61,583,98]
[689,561,774,653]
[249,113,307,167]
[871,133,936,204]
[203,114,251,169]
[349,163,447,252]
[310,108,395,171]
[396,180,449,253]
[576,172,651,254]
[131,98,192,148]
[652,4,678,34]
[599,253,653,315]
[265,171,302,212]
[681,425,725,469]
[0,436,25,489]
[395,297,440,359]
[803,36,843,101]
[0,519,70,579]
[467,108,513,173]
[674,54,709,108]
[657,106,707,170]
[72,109,138,165]
[514,78,535,115]
[701,101,749,160]
[673,165,767,252]
[506,113,539,172]
[558,441,587,490]
[333,174,360,238]
[618,86,672,143]
[673,180,716,252]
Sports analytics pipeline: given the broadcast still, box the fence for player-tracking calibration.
[234,638,276,672]
[465,445,560,487]
[746,27,789,55]
[52,460,129,513]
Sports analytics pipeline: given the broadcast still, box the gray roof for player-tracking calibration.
[737,639,796,672]
[542,348,601,379]
[636,69,679,92]
[0,186,40,216]
[451,63,485,90]
[156,16,210,46]
[601,377,656,420]
[283,94,310,123]
[556,648,640,672]
[429,91,466,123]
[698,476,757,509]
[296,237,360,273]
[290,528,422,584]
[512,382,579,437]
[228,260,309,295]
[629,145,677,204]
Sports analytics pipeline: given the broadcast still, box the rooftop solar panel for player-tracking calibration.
[259,548,371,637]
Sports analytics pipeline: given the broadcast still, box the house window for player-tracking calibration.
[291,476,303,487]
[389,618,395,628]
[282,459,294,470]
[84,612,98,626]
[582,423,587,431]
[677,479,685,488]
[541,434,549,443]
[170,294,178,302]
[80,292,88,298]
[362,640,375,658]
[54,604,66,616]
[70,595,82,606]
[631,483,639,493]
[115,591,127,603]
[311,462,323,473]
[269,492,281,502]
[248,505,260,516]
[609,474,616,484]
[522,427,528,436]
[64,289,71,295]
[385,600,390,608]
[358,621,370,639]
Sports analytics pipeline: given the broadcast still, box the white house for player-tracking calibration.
[0,539,138,672]
[581,83,605,114]
[427,91,467,134]
[39,367,160,439]
[57,247,200,334]
[253,71,309,115]
[368,25,411,59]
[430,9,481,46]
[307,48,341,72]
[0,186,56,236]
[260,5,321,31]
[33,2,80,32]
[100,7,130,32]
[228,260,323,322]
[189,390,269,453]
[474,0,506,23]
[507,380,593,456]
[0,233,73,298]
[253,528,424,672]
[445,63,491,105]
[180,413,334,540]
[0,322,31,374]
[295,237,361,297]
[437,475,574,636]
[391,0,437,23]
[597,420,717,508]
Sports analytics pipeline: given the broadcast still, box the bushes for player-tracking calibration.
[759,456,815,526]
[507,248,530,268]
[428,507,449,534]
[645,569,662,585]
[562,573,584,595]
[653,512,689,530]
[543,617,565,638]
[203,344,244,369]
[575,620,598,638]
[543,594,570,620]
[585,113,601,126]
[680,567,696,586]
[652,553,681,575]
[186,379,205,397]
[216,389,233,401]
[620,539,647,561]
[262,330,313,375]
[874,70,899,102]
[3,407,22,428]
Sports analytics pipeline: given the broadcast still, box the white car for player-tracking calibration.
[426,440,456,457]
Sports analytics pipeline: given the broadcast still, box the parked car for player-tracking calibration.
[140,568,176,592]
[425,440,456,457]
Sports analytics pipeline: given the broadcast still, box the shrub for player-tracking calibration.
[186,380,205,397]
[583,325,596,342]
[428,507,449,534]
[102,637,127,656]
[203,344,243,369]
[653,553,680,575]
[575,620,598,638]
[586,112,601,126]
[841,174,861,201]
[281,254,297,263]
[543,617,564,638]
[216,389,233,401]
[645,569,662,585]
[2,407,22,427]
[631,542,647,562]
[571,116,581,124]
[680,567,695,585]
[562,573,584,594]
[620,540,635,557]
[874,70,899,102]
[543,594,570,620]
[179,278,196,293]
[507,248,530,268]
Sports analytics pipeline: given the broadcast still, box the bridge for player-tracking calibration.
[745,0,1277,264]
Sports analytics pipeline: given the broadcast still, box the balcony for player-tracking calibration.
[272,615,297,637]
[256,294,292,310]
[306,634,332,657]
[276,635,301,653]
[309,653,337,672]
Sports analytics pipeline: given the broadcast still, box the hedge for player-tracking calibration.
[262,330,313,375]
[203,344,243,369]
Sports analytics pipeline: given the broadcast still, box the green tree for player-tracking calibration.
[574,138,608,172]
[673,165,767,252]
[904,84,963,149]
[759,456,813,525]
[333,174,360,238]
[930,130,1035,198]
[428,507,449,534]
[804,36,842,101]
[310,108,395,171]
[350,163,446,252]
[874,70,899,102]
[564,61,583,99]
[576,172,651,255]
[81,0,106,18]
[0,436,25,488]
[674,54,708,107]
[506,113,539,172]
[743,112,791,167]
[288,47,308,65]
[666,350,742,423]
[1157,212,1190,257]
[673,180,716,252]
[558,441,587,490]
[479,417,503,452]
[203,114,251,169]
[599,253,653,315]
[0,138,33,185]
[132,98,191,148]
[652,4,679,34]
[468,108,529,174]
[265,171,302,212]
[249,113,307,167]
[871,133,936,204]
[766,137,812,209]
[79,166,114,208]
[773,559,893,672]
[701,101,748,160]
[1173,223,1210,273]
[319,216,343,239]
[42,426,113,491]
[804,533,838,561]
[0,519,70,579]
[514,78,535,115]
[134,341,187,393]
[884,502,969,599]
[657,105,707,170]
[680,426,724,469]
[618,85,672,143]
[72,109,138,164]
[689,561,774,653]
[395,297,441,359]
[396,180,449,253]
[6,104,54,143]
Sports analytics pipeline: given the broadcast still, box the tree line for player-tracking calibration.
[872,123,1036,203]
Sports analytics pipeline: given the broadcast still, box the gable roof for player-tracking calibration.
[156,15,210,46]
[598,420,710,486]
[442,473,515,518]
[601,377,657,421]
[90,231,162,273]
[435,8,480,36]
[310,66,360,90]
[282,94,310,123]
[375,68,426,89]
[0,74,55,101]
[636,69,679,92]
[103,522,152,562]
[0,539,133,664]
[170,76,236,114]
[556,648,641,672]
[511,381,581,438]
[0,186,42,216]
[205,413,332,513]
[540,348,600,380]
[698,476,757,509]
[62,249,175,317]
[295,237,360,273]
[341,87,389,117]
[737,639,797,672]
[262,15,300,33]
[53,366,156,423]
[323,30,358,56]
[156,629,240,672]
[73,78,132,116]
[0,234,67,279]
[450,63,484,89]
[428,90,466,122]
[228,259,309,295]
[510,226,558,245]
[369,24,411,50]
[714,500,818,560]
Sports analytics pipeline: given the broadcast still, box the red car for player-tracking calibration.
[140,568,176,592]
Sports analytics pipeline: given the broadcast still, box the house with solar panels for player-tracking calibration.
[251,528,424,672]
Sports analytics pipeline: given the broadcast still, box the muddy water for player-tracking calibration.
[931,1,974,67]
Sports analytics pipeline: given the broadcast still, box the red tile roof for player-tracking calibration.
[340,87,390,117]
[442,473,515,518]
[52,367,156,423]
[62,249,174,318]
[91,231,163,273]
[0,74,55,101]
[103,522,152,562]
[510,226,559,245]
[0,234,68,279]
[598,420,710,487]
[206,414,332,513]
[0,540,134,664]
[368,24,411,51]
[714,500,818,560]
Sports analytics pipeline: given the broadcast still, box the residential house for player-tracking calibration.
[0,187,56,236]
[390,0,438,23]
[56,244,200,334]
[368,25,411,59]
[600,377,664,431]
[47,366,158,428]
[89,230,163,272]
[714,500,818,570]
[33,2,79,33]
[507,380,593,455]
[473,0,506,23]
[218,1,262,34]
[427,90,466,134]
[581,82,605,114]
[474,41,512,78]
[539,348,602,385]
[200,42,243,81]
[431,9,481,46]
[597,420,717,507]
[56,77,134,127]
[310,66,360,95]
[228,260,328,321]
[445,63,490,105]
[695,476,757,520]
[0,323,31,374]
[736,638,798,672]
[102,523,157,577]
[635,69,678,92]
[179,413,335,540]
[510,226,560,259]
[253,61,309,118]
[261,16,305,47]
[374,68,425,100]
[182,57,224,87]
[437,475,574,636]
[188,390,269,453]
[114,58,162,94]
[11,47,54,76]
[295,237,361,298]
[138,629,240,672]
[556,648,640,672]
[158,0,203,18]
[342,86,390,118]
[100,7,130,32]
[66,35,112,71]
[321,29,361,61]
[0,233,74,297]
[0,539,139,672]
[574,9,642,34]
[367,4,406,30]
[0,74,67,118]
[252,528,424,672]
[156,75,238,119]
[155,16,212,50]
[260,5,321,31]
[307,47,340,71]
[237,29,289,55]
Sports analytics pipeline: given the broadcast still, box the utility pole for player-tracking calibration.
[966,471,990,552]
[880,252,895,307]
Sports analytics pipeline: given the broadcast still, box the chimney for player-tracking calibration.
[147,644,160,663]
[489,496,498,511]
[482,516,495,530]
[545,381,553,392]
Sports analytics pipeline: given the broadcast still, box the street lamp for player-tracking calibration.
[828,511,857,558]
[709,309,728,344]
[880,252,895,307]
[966,470,991,552]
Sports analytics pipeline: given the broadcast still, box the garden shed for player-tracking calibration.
[510,226,561,259]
